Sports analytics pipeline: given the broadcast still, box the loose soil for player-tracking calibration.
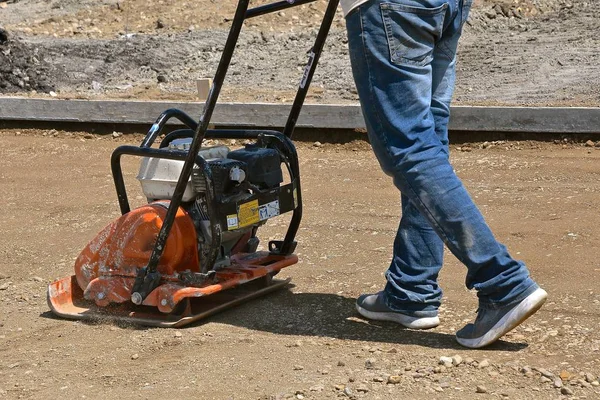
[0,129,599,399]
[0,0,599,105]
[0,1,599,399]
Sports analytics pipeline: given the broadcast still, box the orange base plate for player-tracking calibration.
[47,274,291,328]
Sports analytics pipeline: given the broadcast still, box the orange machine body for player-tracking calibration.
[57,202,297,316]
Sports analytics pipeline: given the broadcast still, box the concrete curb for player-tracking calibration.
[1,97,599,133]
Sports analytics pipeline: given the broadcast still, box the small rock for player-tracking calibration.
[387,375,402,384]
[293,365,304,371]
[131,354,139,360]
[174,331,182,338]
[156,19,165,29]
[584,373,595,383]
[91,81,103,91]
[337,361,345,367]
[553,378,563,388]
[0,282,10,290]
[539,368,554,379]
[560,387,573,395]
[313,141,323,148]
[309,385,324,392]
[478,359,490,369]
[451,355,463,366]
[559,370,572,381]
[590,380,599,386]
[373,377,384,383]
[112,131,123,138]
[0,26,9,43]
[476,385,488,393]
[540,376,551,383]
[464,357,475,365]
[365,358,376,369]
[579,379,591,388]
[157,74,168,83]
[343,387,353,397]
[585,140,595,147]
[356,385,369,393]
[49,91,58,97]
[334,384,345,391]
[439,356,453,368]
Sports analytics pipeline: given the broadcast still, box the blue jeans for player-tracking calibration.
[345,0,537,317]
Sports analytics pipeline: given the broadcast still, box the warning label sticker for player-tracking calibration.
[259,200,280,221]
[227,214,239,230]
[237,199,260,228]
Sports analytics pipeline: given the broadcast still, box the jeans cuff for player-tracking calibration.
[383,291,439,318]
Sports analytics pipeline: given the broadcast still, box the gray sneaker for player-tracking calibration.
[355,292,440,329]
[456,287,547,348]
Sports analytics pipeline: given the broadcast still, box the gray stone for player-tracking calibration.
[452,355,463,366]
[439,356,453,368]
[538,368,554,379]
[553,379,563,388]
[356,385,369,393]
[478,359,490,369]
[584,372,596,383]
[560,387,574,395]
[365,358,376,369]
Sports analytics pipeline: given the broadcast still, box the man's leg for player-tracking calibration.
[382,8,462,318]
[346,0,546,346]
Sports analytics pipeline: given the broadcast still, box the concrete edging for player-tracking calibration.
[0,97,599,133]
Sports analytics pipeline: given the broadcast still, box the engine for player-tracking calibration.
[137,137,287,273]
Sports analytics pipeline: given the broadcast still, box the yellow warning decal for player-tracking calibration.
[237,199,260,228]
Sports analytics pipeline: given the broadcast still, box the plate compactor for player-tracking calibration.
[47,0,340,327]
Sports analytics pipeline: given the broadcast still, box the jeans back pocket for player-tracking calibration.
[380,1,448,67]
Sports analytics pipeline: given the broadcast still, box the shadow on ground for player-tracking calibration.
[206,287,527,352]
[40,284,527,351]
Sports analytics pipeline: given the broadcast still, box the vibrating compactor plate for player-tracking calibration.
[47,0,340,327]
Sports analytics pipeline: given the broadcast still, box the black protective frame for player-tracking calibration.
[110,0,340,303]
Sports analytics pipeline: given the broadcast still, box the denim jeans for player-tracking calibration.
[345,0,537,317]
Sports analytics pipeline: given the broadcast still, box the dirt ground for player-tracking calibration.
[0,129,599,399]
[1,0,599,105]
[1,0,600,399]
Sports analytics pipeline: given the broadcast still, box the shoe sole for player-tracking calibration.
[355,303,440,329]
[456,288,548,349]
